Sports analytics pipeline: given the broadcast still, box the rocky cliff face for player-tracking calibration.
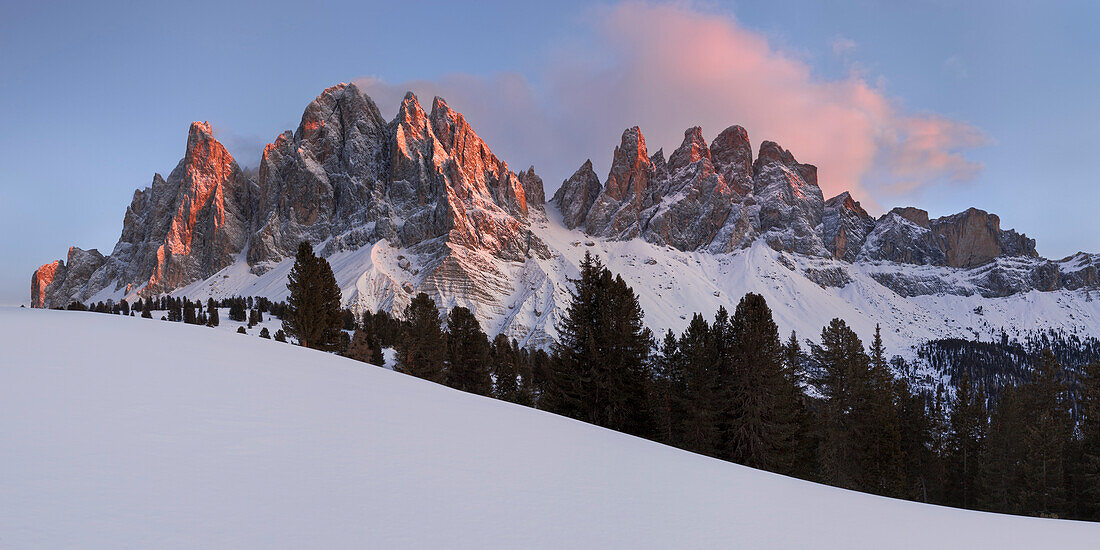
[30,82,1099,347]
[33,122,254,306]
[33,83,550,340]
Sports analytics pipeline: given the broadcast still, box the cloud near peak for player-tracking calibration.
[356,2,985,211]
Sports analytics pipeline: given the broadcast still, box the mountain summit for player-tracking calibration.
[31,83,1100,348]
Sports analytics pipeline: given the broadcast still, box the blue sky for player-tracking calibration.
[1,0,1097,305]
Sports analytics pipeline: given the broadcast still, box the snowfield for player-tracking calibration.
[2,308,1098,549]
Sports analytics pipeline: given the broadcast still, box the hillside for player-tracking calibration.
[2,308,1098,549]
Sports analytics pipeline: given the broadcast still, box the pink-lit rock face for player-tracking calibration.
[30,260,63,308]
[31,81,1054,322]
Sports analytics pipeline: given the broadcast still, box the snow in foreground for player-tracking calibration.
[2,308,1098,549]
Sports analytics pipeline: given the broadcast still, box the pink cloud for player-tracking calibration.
[356,1,986,212]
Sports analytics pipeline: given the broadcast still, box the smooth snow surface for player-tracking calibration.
[2,308,1098,549]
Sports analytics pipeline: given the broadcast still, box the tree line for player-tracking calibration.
[58,242,1100,521]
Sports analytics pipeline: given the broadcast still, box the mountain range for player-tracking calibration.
[31,82,1100,352]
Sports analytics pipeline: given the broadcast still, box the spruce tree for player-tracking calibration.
[490,333,520,402]
[396,293,445,382]
[346,326,381,365]
[945,372,987,509]
[444,306,492,396]
[862,324,905,497]
[725,293,804,474]
[812,318,873,491]
[259,327,271,339]
[676,313,721,456]
[183,300,196,325]
[1076,361,1100,520]
[546,252,653,436]
[1019,348,1071,516]
[282,242,344,350]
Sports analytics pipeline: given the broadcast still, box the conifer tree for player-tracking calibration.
[282,242,344,350]
[444,306,492,396]
[812,318,876,491]
[346,326,381,365]
[207,304,219,327]
[676,313,721,456]
[1019,348,1071,516]
[982,385,1027,514]
[546,252,653,436]
[490,333,520,402]
[945,372,987,509]
[863,325,905,497]
[274,329,287,343]
[183,300,196,325]
[1076,361,1100,520]
[396,293,445,383]
[259,327,271,339]
[725,293,804,474]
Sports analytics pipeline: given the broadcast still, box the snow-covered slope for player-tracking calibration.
[2,308,1099,549]
[157,209,1100,357]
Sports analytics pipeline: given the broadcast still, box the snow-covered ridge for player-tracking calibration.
[3,307,1099,548]
[30,82,1100,349]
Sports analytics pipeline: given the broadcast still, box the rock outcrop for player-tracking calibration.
[29,82,1097,346]
[32,83,550,341]
[823,192,875,263]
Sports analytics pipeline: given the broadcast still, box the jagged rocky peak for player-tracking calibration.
[131,120,255,295]
[604,126,653,205]
[646,126,736,251]
[752,140,827,257]
[667,126,711,173]
[581,126,658,239]
[518,166,546,208]
[553,159,602,229]
[823,192,875,262]
[429,95,532,217]
[709,125,753,197]
[31,121,254,307]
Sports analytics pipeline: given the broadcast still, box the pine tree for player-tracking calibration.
[546,252,653,436]
[207,304,219,327]
[236,326,247,334]
[274,329,288,343]
[259,327,271,339]
[812,318,884,492]
[1018,348,1071,516]
[676,313,721,456]
[444,306,492,396]
[945,372,987,509]
[862,324,905,497]
[346,326,381,365]
[282,242,344,350]
[725,293,805,475]
[395,293,445,383]
[183,300,196,325]
[1076,361,1100,520]
[490,333,520,402]
[982,385,1027,514]
[229,300,246,322]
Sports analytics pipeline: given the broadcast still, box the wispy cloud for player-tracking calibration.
[356,2,986,210]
